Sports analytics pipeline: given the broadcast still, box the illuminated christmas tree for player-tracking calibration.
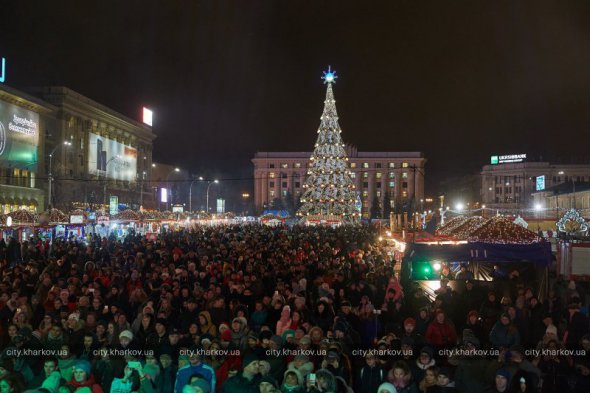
[297,67,359,223]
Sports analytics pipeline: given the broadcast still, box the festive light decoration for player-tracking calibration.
[437,216,541,244]
[468,216,541,244]
[297,67,358,222]
[513,215,528,229]
[557,208,589,234]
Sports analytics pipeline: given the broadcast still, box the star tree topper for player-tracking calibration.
[322,66,337,84]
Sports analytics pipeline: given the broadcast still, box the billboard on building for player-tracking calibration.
[88,133,137,181]
[109,196,119,215]
[536,175,545,191]
[0,100,39,170]
[216,198,225,214]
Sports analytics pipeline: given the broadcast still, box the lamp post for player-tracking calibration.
[165,167,180,210]
[206,179,219,213]
[48,141,71,209]
[103,155,121,207]
[139,171,147,208]
[189,176,203,213]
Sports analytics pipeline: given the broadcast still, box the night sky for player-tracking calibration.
[2,0,590,199]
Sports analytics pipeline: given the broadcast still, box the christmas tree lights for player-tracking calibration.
[297,67,359,223]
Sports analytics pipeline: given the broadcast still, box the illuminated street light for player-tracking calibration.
[455,203,464,211]
[48,140,72,208]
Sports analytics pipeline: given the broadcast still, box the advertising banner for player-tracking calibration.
[88,133,137,181]
[109,196,119,215]
[0,100,39,170]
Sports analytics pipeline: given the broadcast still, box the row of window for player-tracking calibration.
[268,180,406,189]
[268,162,412,169]
[269,189,408,200]
[0,168,36,188]
[268,172,408,179]
[494,186,523,195]
[491,175,590,184]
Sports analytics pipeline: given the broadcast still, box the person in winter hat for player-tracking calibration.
[276,306,293,336]
[281,368,304,393]
[66,360,103,393]
[355,352,386,393]
[413,347,435,384]
[377,382,397,393]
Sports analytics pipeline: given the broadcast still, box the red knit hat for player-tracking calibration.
[221,329,232,341]
[404,317,416,327]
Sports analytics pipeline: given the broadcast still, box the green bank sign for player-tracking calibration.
[490,154,526,165]
[0,100,40,170]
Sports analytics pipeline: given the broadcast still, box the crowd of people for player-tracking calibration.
[0,224,588,393]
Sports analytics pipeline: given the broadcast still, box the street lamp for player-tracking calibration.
[165,168,180,210]
[48,141,72,208]
[189,175,202,213]
[206,179,219,213]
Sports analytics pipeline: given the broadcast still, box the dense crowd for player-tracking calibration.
[0,224,589,393]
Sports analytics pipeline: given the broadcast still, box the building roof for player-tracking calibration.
[536,181,590,195]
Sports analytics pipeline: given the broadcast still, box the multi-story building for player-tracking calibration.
[0,84,54,213]
[29,87,156,210]
[252,146,425,217]
[481,158,590,209]
[532,182,590,212]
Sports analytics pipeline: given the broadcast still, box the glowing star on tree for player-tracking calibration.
[322,66,337,84]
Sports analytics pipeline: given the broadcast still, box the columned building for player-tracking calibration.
[252,147,425,218]
[30,87,157,210]
[481,161,590,209]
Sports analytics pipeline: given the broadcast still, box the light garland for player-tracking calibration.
[557,208,589,234]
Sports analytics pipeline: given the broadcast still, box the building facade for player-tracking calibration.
[252,147,425,218]
[29,87,156,211]
[0,84,54,213]
[532,182,590,212]
[481,161,590,209]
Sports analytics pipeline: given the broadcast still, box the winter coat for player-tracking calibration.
[425,321,457,348]
[488,321,520,349]
[66,374,104,393]
[354,365,386,393]
[219,373,261,393]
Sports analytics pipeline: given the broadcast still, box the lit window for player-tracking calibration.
[376,173,382,179]
[295,163,301,168]
[363,172,368,179]
[402,162,409,168]
[350,163,357,168]
[389,163,395,168]
[269,173,275,178]
[363,162,369,168]
[350,173,356,179]
[402,172,408,179]
[376,191,381,197]
[282,190,287,197]
[389,181,395,188]
[362,191,368,197]
[270,190,275,198]
[281,163,288,168]
[389,172,395,179]
[402,191,408,197]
